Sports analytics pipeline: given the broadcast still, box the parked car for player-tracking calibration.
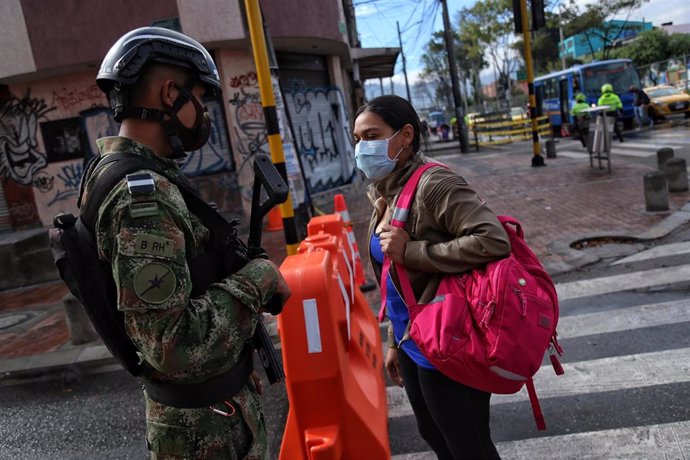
[510,107,528,121]
[645,85,690,121]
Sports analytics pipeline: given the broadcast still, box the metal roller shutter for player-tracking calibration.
[0,186,11,232]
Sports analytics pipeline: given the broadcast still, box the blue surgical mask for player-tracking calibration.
[355,130,403,179]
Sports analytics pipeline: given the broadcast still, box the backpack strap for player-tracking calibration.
[378,162,448,322]
[526,378,546,430]
[81,153,238,241]
[80,153,157,230]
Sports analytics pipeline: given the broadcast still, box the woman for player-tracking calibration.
[353,95,510,460]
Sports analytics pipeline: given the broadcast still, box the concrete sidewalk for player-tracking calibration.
[2,134,689,381]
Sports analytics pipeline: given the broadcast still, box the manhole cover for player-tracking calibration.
[0,312,35,330]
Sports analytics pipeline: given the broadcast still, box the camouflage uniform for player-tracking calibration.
[85,136,276,459]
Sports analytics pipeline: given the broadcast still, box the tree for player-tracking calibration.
[615,28,669,66]
[563,0,650,61]
[419,31,454,110]
[458,0,517,101]
[609,27,690,69]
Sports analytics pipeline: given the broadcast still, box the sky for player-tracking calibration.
[354,0,690,87]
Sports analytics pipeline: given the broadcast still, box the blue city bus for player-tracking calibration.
[533,59,641,132]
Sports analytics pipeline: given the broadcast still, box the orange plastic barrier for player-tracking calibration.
[333,194,367,287]
[278,214,389,460]
[266,205,283,231]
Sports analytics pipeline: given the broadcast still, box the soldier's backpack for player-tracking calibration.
[50,153,248,377]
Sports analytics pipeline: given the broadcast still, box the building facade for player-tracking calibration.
[559,20,653,61]
[0,0,397,234]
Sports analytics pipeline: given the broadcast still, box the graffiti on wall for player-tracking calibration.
[46,161,83,207]
[181,99,233,176]
[40,117,88,162]
[0,93,55,185]
[227,71,268,177]
[81,107,119,158]
[283,86,355,193]
[51,85,103,111]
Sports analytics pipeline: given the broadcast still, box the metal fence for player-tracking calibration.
[637,54,690,93]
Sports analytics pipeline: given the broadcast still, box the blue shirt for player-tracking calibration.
[370,233,435,370]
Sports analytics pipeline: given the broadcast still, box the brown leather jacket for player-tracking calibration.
[365,152,511,347]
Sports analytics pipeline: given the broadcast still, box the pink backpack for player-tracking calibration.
[379,163,564,430]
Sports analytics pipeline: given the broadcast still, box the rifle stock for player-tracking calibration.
[248,155,289,384]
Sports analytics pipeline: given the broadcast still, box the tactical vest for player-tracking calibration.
[52,152,254,408]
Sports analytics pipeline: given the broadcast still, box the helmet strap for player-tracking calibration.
[161,78,200,159]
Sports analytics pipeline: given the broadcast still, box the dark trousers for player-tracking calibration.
[397,348,501,460]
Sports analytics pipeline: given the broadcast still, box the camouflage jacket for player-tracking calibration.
[85,136,276,458]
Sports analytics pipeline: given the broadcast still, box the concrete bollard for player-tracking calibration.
[62,293,99,344]
[545,139,557,158]
[656,147,674,172]
[666,157,689,193]
[644,170,669,212]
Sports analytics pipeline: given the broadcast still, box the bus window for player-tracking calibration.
[573,75,580,92]
[582,61,641,95]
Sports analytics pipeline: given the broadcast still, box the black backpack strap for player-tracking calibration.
[80,153,161,231]
[81,152,240,243]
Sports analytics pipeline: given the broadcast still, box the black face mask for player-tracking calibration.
[163,83,212,158]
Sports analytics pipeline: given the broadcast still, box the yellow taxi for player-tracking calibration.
[646,85,690,121]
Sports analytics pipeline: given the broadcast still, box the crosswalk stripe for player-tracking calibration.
[495,420,690,460]
[387,347,690,417]
[393,420,690,460]
[611,241,690,265]
[556,263,690,301]
[557,298,690,339]
[555,150,589,159]
[611,141,687,149]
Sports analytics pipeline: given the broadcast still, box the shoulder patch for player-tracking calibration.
[129,201,160,219]
[133,262,176,304]
[126,172,156,195]
[134,234,174,258]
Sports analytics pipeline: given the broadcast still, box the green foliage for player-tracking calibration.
[616,28,669,65]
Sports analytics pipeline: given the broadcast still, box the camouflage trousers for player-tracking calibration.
[144,381,268,459]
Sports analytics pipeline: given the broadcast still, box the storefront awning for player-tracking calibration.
[351,47,400,81]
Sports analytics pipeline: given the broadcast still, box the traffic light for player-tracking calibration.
[512,0,523,33]
[513,0,546,33]
[531,0,546,30]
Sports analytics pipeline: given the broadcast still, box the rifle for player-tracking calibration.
[248,154,290,385]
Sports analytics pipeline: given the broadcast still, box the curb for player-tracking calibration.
[0,343,116,383]
[546,202,690,276]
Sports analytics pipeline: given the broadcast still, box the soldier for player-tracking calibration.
[88,27,291,459]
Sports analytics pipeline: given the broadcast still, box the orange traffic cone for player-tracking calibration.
[333,194,367,287]
[265,206,283,231]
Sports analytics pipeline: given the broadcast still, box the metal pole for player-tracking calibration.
[558,6,566,70]
[244,0,300,255]
[397,21,413,102]
[379,77,384,96]
[520,0,545,167]
[440,0,469,153]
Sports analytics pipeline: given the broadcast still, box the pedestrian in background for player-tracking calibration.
[598,83,624,142]
[630,85,654,130]
[353,95,510,459]
[420,118,430,143]
[90,27,291,459]
[571,92,590,148]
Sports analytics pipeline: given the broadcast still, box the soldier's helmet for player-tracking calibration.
[97,27,221,121]
[601,83,613,94]
[575,93,586,102]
